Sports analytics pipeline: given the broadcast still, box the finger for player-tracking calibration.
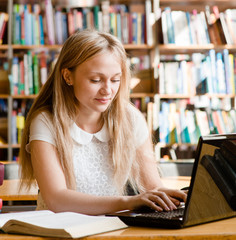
[152,192,177,211]
[147,200,164,212]
[165,189,188,203]
[168,196,180,206]
[149,194,170,211]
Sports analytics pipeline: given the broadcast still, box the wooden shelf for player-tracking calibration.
[12,45,62,50]
[159,94,194,99]
[0,45,9,50]
[0,94,9,99]
[130,93,155,98]
[0,144,9,149]
[131,93,236,99]
[160,0,236,10]
[160,93,236,99]
[11,44,153,51]
[11,144,20,149]
[203,93,236,98]
[11,94,38,99]
[159,44,236,54]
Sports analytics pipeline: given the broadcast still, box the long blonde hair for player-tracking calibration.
[20,29,141,194]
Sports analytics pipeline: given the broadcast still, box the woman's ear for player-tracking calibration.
[61,68,73,86]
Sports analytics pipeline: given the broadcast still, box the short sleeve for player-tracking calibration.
[26,112,56,153]
[128,104,149,147]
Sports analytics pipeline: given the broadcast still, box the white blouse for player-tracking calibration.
[27,105,149,203]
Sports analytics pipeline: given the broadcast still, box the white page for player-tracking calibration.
[0,210,53,228]
[11,212,117,229]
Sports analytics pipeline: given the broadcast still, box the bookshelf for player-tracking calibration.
[1,0,236,163]
[154,0,236,160]
[0,0,157,162]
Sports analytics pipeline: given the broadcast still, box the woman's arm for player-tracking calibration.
[136,136,187,208]
[31,140,186,215]
[31,140,131,215]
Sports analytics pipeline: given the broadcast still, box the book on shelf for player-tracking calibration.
[185,110,199,144]
[159,5,236,46]
[219,12,233,44]
[157,97,236,145]
[160,49,236,95]
[44,0,55,45]
[212,110,226,134]
[161,7,211,45]
[179,107,191,144]
[11,110,17,145]
[145,0,154,46]
[0,12,8,45]
[216,52,227,94]
[171,10,191,45]
[11,98,34,144]
[11,1,151,46]
[9,50,58,95]
[224,9,236,44]
[0,210,127,238]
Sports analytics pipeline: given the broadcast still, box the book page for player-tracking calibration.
[1,211,127,238]
[0,210,53,228]
[8,212,118,229]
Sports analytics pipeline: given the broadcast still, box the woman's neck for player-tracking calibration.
[75,113,104,134]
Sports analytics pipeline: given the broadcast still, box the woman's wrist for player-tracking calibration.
[118,195,132,211]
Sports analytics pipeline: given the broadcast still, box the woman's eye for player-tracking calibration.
[90,79,100,83]
[112,79,120,82]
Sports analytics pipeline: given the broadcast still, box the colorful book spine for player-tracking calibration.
[16,113,25,144]
[33,54,39,94]
[27,51,34,94]
[39,15,44,45]
[12,57,19,95]
[45,0,55,45]
[19,60,25,95]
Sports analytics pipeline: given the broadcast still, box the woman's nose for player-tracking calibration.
[100,82,112,94]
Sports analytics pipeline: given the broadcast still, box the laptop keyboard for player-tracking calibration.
[139,207,184,220]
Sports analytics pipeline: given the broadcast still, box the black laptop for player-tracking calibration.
[112,134,236,228]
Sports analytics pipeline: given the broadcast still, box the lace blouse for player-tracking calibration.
[26,105,149,209]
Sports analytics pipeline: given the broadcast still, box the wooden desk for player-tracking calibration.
[0,179,38,201]
[161,176,190,190]
[0,177,235,239]
[0,217,235,240]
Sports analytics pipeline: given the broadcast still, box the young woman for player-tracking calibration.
[19,29,186,215]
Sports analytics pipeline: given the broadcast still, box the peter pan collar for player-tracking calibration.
[70,122,110,145]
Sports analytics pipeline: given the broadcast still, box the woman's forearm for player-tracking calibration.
[44,189,130,215]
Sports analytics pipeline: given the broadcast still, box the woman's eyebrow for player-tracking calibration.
[90,71,122,76]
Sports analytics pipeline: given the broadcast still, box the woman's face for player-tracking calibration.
[69,51,121,115]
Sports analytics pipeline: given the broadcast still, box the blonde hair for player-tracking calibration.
[19,29,141,194]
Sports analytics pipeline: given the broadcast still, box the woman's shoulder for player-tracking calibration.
[32,111,53,123]
[31,111,54,131]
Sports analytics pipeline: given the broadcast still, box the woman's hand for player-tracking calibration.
[157,187,188,207]
[126,188,187,212]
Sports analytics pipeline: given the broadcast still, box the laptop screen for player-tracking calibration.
[183,134,236,227]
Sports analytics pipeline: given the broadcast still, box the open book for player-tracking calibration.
[0,210,127,238]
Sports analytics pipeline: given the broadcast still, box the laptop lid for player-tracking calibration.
[111,134,236,228]
[183,134,236,227]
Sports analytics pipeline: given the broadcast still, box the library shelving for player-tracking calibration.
[153,0,236,160]
[1,0,236,163]
[0,0,157,161]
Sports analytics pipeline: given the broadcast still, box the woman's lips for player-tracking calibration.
[95,98,111,104]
